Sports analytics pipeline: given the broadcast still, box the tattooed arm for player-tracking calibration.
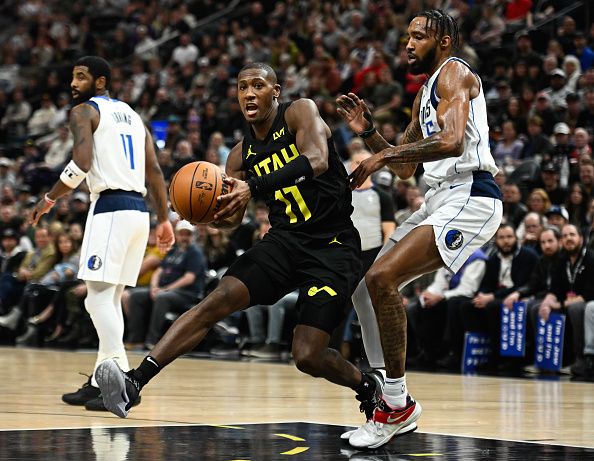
[379,61,476,164]
[346,62,477,188]
[336,92,419,180]
[30,103,98,225]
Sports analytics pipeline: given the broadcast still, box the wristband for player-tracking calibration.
[44,194,56,206]
[358,126,377,139]
[359,111,376,139]
[60,160,88,189]
[246,155,314,196]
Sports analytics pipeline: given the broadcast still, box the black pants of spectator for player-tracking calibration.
[126,287,199,345]
[407,297,450,363]
[439,296,476,358]
[0,274,25,314]
[567,301,586,363]
[19,283,56,320]
[449,298,504,365]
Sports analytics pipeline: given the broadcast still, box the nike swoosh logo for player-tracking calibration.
[449,184,464,189]
[386,405,415,424]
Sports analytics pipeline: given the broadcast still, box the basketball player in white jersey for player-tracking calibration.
[30,56,174,411]
[336,10,503,448]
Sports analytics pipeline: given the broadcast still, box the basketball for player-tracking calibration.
[169,161,230,224]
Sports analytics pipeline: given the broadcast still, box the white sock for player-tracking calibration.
[85,281,130,387]
[383,375,407,409]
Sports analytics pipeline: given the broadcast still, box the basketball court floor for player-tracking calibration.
[1,347,593,460]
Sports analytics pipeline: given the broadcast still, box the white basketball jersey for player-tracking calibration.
[86,96,147,199]
[418,57,498,188]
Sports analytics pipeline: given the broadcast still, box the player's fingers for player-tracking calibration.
[348,93,362,105]
[336,108,350,119]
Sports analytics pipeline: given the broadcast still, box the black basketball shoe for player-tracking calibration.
[62,375,100,406]
[95,359,141,418]
[85,394,142,412]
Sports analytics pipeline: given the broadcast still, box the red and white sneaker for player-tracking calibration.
[348,396,421,449]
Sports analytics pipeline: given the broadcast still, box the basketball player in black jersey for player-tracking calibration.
[96,63,385,423]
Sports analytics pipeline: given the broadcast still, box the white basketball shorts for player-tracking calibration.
[78,192,150,286]
[392,171,503,274]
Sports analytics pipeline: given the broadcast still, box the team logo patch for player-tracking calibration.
[308,286,337,297]
[445,229,464,250]
[87,255,102,271]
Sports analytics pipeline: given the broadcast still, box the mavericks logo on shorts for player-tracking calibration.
[88,255,102,271]
[445,229,464,250]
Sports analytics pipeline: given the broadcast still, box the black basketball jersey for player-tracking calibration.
[241,102,354,236]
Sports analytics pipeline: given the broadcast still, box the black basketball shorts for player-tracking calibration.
[225,227,362,334]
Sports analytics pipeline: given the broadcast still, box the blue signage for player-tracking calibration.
[535,313,565,371]
[500,301,527,357]
[462,332,491,373]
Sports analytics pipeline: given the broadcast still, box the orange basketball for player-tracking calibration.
[169,161,230,224]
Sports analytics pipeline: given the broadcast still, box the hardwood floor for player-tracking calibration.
[1,348,593,449]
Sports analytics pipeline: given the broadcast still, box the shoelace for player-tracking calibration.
[356,392,378,420]
[124,372,141,393]
[78,372,92,387]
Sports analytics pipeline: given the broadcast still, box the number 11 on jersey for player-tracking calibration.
[275,185,311,223]
[120,134,135,169]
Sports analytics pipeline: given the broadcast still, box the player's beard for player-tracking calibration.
[72,83,96,106]
[409,45,437,75]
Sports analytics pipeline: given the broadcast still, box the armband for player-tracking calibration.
[60,160,88,189]
[246,155,314,197]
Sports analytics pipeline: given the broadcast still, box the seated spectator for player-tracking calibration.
[27,94,56,137]
[539,224,594,376]
[525,188,552,218]
[502,182,528,228]
[0,226,57,335]
[444,224,539,371]
[394,186,421,226]
[0,228,26,310]
[408,248,488,369]
[493,120,524,173]
[15,232,80,346]
[572,128,592,159]
[580,161,594,200]
[43,124,72,171]
[536,161,567,205]
[545,204,569,231]
[518,211,545,254]
[201,225,237,273]
[566,183,590,229]
[503,226,561,371]
[126,220,206,348]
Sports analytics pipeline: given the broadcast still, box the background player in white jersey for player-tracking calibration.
[30,56,174,411]
[336,10,503,448]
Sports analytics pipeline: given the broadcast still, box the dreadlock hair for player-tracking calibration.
[239,62,278,84]
[75,56,111,87]
[416,9,460,50]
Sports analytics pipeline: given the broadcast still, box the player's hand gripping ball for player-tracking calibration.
[169,161,231,224]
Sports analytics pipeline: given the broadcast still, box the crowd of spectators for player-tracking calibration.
[0,0,593,377]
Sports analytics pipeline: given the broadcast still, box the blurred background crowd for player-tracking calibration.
[0,0,592,377]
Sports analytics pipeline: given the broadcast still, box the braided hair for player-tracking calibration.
[416,9,460,50]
